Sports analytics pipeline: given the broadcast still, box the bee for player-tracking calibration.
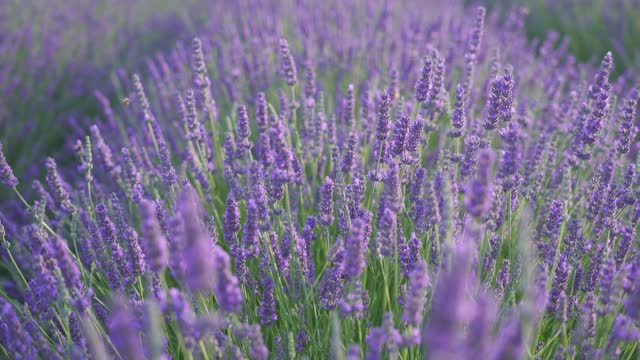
[120,97,131,106]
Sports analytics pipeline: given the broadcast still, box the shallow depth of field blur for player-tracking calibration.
[1,0,640,359]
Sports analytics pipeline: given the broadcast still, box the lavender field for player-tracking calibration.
[1,0,640,359]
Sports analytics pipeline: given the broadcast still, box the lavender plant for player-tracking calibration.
[1,1,640,359]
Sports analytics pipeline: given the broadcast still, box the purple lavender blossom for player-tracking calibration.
[484,77,502,131]
[176,189,216,293]
[344,84,355,129]
[46,157,74,213]
[242,200,259,258]
[402,260,429,327]
[344,217,367,279]
[139,199,169,274]
[1,298,36,357]
[415,56,432,103]
[319,177,335,227]
[615,88,638,154]
[279,38,297,87]
[223,193,241,243]
[259,276,277,326]
[449,84,466,137]
[50,235,82,292]
[108,295,146,360]
[212,245,243,313]
[464,150,494,219]
[341,132,358,175]
[0,141,18,187]
[391,116,410,157]
[123,227,146,283]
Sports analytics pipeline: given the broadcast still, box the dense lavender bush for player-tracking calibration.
[1,0,640,359]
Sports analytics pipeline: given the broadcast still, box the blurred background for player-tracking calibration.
[1,0,638,186]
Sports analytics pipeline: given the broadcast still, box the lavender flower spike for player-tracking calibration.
[402,260,430,327]
[0,141,18,187]
[319,177,335,227]
[344,217,367,279]
[46,157,74,213]
[615,88,638,154]
[176,189,216,293]
[280,38,297,87]
[139,199,169,274]
[464,150,494,219]
[108,295,147,360]
[415,56,432,103]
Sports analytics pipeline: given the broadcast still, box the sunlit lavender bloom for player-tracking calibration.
[462,7,486,94]
[344,84,355,129]
[382,160,402,213]
[139,199,168,273]
[233,324,268,360]
[465,150,494,219]
[402,260,429,327]
[168,288,196,349]
[25,258,58,322]
[255,92,269,134]
[338,280,368,319]
[422,246,473,359]
[391,116,410,157]
[365,328,387,360]
[236,105,252,156]
[176,190,215,293]
[303,59,317,102]
[496,259,510,302]
[429,49,446,111]
[499,65,515,123]
[90,125,119,176]
[46,157,74,213]
[50,235,82,292]
[121,148,142,197]
[96,203,126,284]
[376,91,392,143]
[259,275,277,326]
[1,298,36,356]
[415,56,432,103]
[615,225,634,267]
[615,88,638,154]
[490,316,525,360]
[584,244,605,292]
[243,200,259,258]
[588,51,614,102]
[223,193,241,244]
[123,227,146,282]
[549,253,570,315]
[467,294,497,358]
[109,295,146,359]
[0,141,18,187]
[341,132,358,175]
[319,177,335,227]
[344,217,367,279]
[497,121,521,190]
[484,77,502,131]
[318,240,345,310]
[375,208,396,258]
[449,84,466,137]
[279,38,297,87]
[212,245,243,313]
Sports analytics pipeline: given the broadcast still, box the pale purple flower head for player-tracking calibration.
[139,199,169,274]
[279,38,297,87]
